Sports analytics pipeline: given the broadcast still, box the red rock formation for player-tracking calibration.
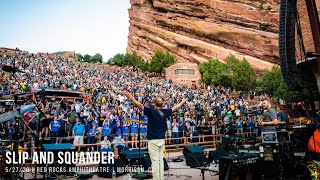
[127,0,280,71]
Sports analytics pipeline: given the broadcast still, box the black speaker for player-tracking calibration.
[41,143,76,176]
[142,155,169,171]
[185,152,209,168]
[183,145,208,168]
[120,149,146,159]
[98,159,127,178]
[208,149,229,163]
[120,149,146,165]
[183,145,205,155]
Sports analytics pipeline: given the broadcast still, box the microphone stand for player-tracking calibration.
[132,121,149,179]
[214,120,219,165]
[10,71,49,180]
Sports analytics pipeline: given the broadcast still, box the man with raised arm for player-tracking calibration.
[124,92,187,180]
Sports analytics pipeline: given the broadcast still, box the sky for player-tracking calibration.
[0,0,131,61]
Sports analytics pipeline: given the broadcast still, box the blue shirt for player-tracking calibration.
[248,119,254,128]
[143,115,148,123]
[131,116,138,121]
[102,125,111,136]
[72,124,85,136]
[88,128,98,138]
[141,125,147,133]
[131,123,138,133]
[144,107,172,140]
[116,127,122,136]
[236,120,243,128]
[217,107,222,116]
[119,115,124,122]
[86,120,94,132]
[50,121,61,132]
[123,125,129,134]
[178,120,186,131]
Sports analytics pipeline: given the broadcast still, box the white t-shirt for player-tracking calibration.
[172,123,179,132]
[235,109,241,117]
[75,103,82,113]
[83,108,90,116]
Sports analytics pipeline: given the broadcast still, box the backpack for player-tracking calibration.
[308,129,320,153]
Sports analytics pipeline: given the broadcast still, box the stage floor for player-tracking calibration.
[23,149,219,180]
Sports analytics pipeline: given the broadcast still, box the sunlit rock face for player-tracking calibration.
[127,0,280,71]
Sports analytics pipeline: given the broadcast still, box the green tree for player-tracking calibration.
[224,54,240,74]
[137,60,149,71]
[110,53,125,66]
[124,52,142,66]
[256,66,283,96]
[75,53,84,61]
[231,59,256,91]
[273,80,300,103]
[108,52,149,70]
[149,50,175,74]
[83,54,92,62]
[91,53,103,63]
[274,80,320,103]
[199,59,231,86]
[53,51,65,55]
[254,65,320,103]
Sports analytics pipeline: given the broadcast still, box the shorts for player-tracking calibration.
[67,124,74,132]
[41,119,50,128]
[141,133,147,139]
[131,133,137,137]
[73,136,83,145]
[59,130,67,137]
[166,130,172,137]
[123,133,129,139]
[212,127,217,135]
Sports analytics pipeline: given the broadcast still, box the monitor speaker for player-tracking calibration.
[183,145,205,155]
[97,159,126,178]
[141,155,169,171]
[208,149,229,163]
[184,152,209,168]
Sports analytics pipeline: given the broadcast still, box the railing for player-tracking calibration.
[18,131,259,171]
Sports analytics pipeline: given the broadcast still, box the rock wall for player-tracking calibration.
[127,0,280,71]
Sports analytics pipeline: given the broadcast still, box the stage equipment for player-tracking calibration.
[141,155,169,171]
[183,145,205,155]
[97,158,127,178]
[208,149,229,164]
[5,63,51,180]
[219,154,260,180]
[124,118,150,179]
[290,124,316,156]
[183,145,208,167]
[42,143,76,177]
[279,0,320,91]
[183,145,217,180]
[0,104,36,123]
[120,149,147,165]
[2,65,25,73]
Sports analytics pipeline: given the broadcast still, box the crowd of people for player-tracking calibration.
[0,50,284,154]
